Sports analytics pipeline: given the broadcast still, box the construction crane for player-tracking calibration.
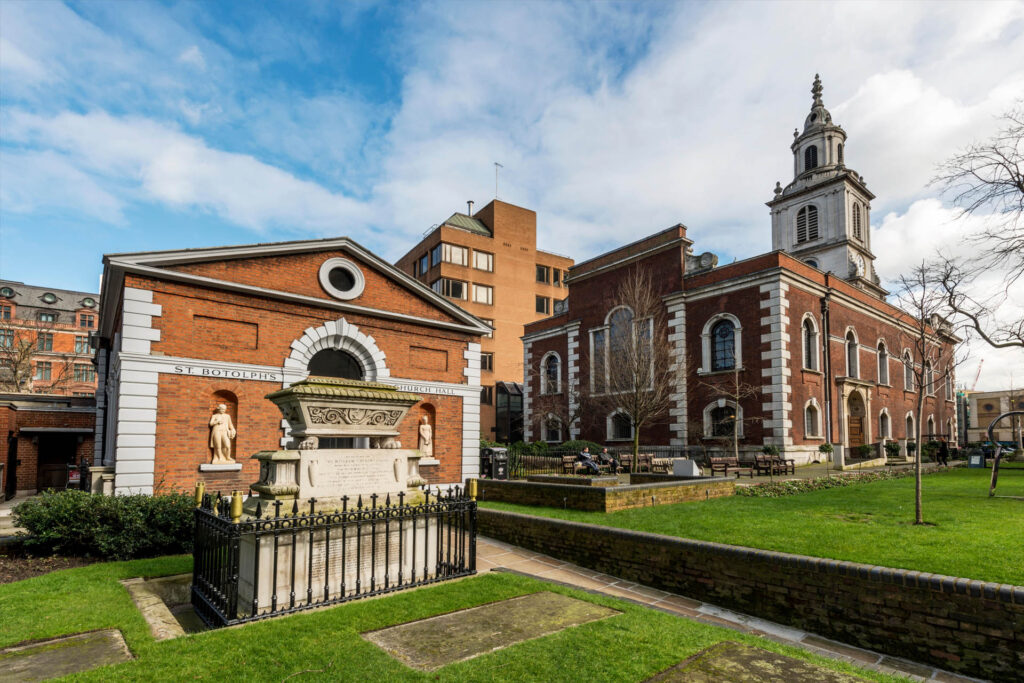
[970,359,984,391]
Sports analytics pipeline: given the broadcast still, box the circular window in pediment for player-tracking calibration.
[318,257,365,301]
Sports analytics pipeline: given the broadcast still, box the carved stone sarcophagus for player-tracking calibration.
[265,376,421,442]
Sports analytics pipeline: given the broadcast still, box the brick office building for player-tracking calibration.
[0,280,99,396]
[523,77,959,464]
[93,238,489,495]
[396,200,573,442]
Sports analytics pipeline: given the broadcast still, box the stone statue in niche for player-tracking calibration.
[209,404,237,464]
[418,415,433,459]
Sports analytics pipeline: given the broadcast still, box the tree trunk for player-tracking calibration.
[915,397,925,524]
[632,423,640,473]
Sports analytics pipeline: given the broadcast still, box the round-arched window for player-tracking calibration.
[307,349,363,380]
[318,258,366,300]
[711,320,736,371]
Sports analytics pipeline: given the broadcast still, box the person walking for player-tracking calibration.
[937,438,950,467]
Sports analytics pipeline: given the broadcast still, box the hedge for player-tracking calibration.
[13,490,194,560]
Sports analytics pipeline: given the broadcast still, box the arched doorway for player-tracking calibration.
[307,349,363,380]
[847,391,866,448]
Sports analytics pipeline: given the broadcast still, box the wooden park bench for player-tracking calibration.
[772,456,796,475]
[753,455,778,476]
[562,455,586,475]
[709,456,753,478]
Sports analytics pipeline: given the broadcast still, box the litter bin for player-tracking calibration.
[491,449,509,480]
[480,447,509,480]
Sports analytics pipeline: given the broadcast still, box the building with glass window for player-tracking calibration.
[0,279,99,397]
[521,76,959,465]
[92,238,489,495]
[395,200,574,442]
[965,389,1024,446]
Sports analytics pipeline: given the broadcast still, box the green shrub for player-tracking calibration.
[736,468,937,497]
[13,490,195,560]
[855,444,873,458]
[761,445,779,456]
[559,439,604,454]
[884,441,902,458]
[907,441,917,454]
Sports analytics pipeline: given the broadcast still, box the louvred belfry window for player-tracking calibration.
[796,206,818,243]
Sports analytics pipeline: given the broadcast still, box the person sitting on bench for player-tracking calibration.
[576,447,601,475]
[598,447,619,473]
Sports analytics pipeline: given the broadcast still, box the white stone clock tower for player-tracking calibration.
[767,75,885,298]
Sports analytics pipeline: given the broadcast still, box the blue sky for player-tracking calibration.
[2,1,1023,387]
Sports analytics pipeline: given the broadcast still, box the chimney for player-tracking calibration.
[467,200,474,216]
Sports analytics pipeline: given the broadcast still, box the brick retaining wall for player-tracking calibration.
[478,509,1024,681]
[475,477,734,512]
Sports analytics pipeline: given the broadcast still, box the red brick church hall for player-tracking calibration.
[93,237,489,496]
[522,77,958,465]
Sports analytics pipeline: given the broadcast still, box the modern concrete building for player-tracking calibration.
[965,389,1024,445]
[396,200,573,442]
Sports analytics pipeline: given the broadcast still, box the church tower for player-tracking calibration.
[767,75,885,298]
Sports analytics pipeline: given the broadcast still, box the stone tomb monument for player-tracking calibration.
[236,376,449,616]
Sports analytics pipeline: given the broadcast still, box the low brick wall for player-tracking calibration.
[478,509,1024,681]
[474,477,734,512]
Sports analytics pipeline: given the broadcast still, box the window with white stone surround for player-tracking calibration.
[801,314,819,371]
[700,313,742,374]
[607,410,634,441]
[877,341,889,385]
[703,399,744,438]
[804,399,822,438]
[903,351,914,391]
[879,409,891,439]
[845,329,859,378]
[541,351,561,395]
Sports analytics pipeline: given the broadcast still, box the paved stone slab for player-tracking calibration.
[0,629,132,682]
[644,641,868,682]
[363,591,620,671]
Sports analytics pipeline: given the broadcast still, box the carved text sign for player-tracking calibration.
[172,364,282,382]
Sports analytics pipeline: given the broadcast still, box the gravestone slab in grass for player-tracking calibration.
[0,629,132,683]
[645,641,868,682]
[363,591,620,671]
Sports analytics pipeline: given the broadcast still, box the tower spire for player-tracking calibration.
[811,73,823,107]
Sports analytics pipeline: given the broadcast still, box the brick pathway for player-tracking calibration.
[477,536,981,683]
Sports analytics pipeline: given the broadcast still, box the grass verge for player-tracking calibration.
[0,557,907,681]
[481,467,1024,585]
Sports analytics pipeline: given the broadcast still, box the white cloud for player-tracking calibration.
[0,149,124,223]
[177,45,206,71]
[4,110,372,234]
[874,199,1024,393]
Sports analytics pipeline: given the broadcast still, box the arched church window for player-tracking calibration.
[804,145,818,171]
[710,405,736,437]
[543,353,561,395]
[802,317,818,370]
[846,331,858,378]
[796,206,819,243]
[877,342,889,385]
[837,143,844,164]
[853,204,862,240]
[711,320,736,371]
[805,403,820,437]
[308,349,363,380]
[904,352,914,391]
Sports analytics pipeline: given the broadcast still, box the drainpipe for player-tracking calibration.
[820,288,834,450]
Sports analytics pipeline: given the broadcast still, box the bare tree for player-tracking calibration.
[933,105,1024,285]
[525,354,590,443]
[691,367,764,461]
[894,262,967,524]
[588,268,679,462]
[932,255,1024,350]
[0,320,75,394]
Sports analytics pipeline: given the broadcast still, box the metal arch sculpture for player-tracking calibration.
[987,410,1024,496]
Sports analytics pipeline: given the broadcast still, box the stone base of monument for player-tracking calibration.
[237,519,442,617]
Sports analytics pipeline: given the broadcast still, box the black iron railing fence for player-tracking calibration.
[192,487,476,628]
[505,445,706,478]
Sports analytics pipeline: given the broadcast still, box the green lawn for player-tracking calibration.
[482,467,1024,585]
[0,557,906,681]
